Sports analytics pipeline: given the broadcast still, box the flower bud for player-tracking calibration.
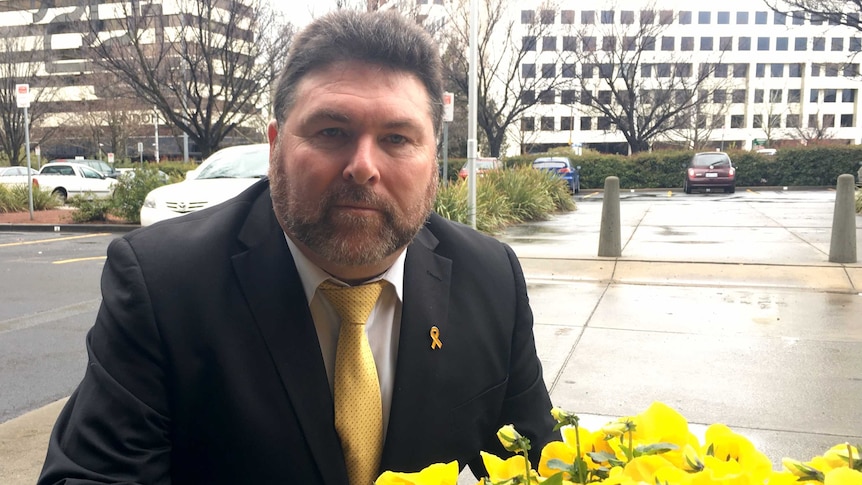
[600,419,630,437]
[496,424,523,452]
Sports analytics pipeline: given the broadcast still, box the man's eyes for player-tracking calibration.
[315,129,410,145]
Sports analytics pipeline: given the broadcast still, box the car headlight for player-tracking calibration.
[143,197,156,209]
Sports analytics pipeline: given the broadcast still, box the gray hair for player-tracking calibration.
[272,9,444,137]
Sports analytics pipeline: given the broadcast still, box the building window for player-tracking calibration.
[623,36,637,51]
[563,36,577,51]
[755,11,767,24]
[521,10,535,24]
[713,89,726,103]
[680,11,692,24]
[840,114,854,127]
[771,64,784,77]
[757,37,770,50]
[582,11,595,24]
[542,64,555,78]
[769,115,781,128]
[732,89,746,103]
[810,13,824,25]
[701,37,713,50]
[788,89,801,102]
[737,12,749,24]
[562,64,575,78]
[561,10,575,24]
[641,10,655,24]
[543,36,557,51]
[698,11,711,24]
[597,117,612,130]
[561,90,576,104]
[776,37,788,50]
[718,11,730,24]
[602,37,616,51]
[540,10,555,24]
[824,89,837,102]
[715,63,729,77]
[812,64,822,76]
[787,114,800,128]
[597,90,612,104]
[581,91,592,105]
[676,63,692,77]
[795,37,807,50]
[521,117,535,131]
[792,11,805,25]
[621,10,634,24]
[522,64,535,78]
[730,115,745,128]
[656,63,671,77]
[823,114,835,127]
[660,10,673,24]
[846,64,860,77]
[521,91,535,103]
[541,116,554,130]
[599,63,614,77]
[580,117,592,130]
[642,64,653,77]
[808,114,818,127]
[539,89,555,104]
[733,64,748,77]
[769,89,783,102]
[522,36,537,51]
[754,89,764,103]
[826,64,839,77]
[739,37,751,50]
[643,36,656,50]
[661,36,675,50]
[681,37,694,50]
[712,114,725,128]
[813,37,825,51]
[561,116,573,131]
[720,37,733,51]
[774,11,787,24]
[832,38,844,51]
[583,37,596,51]
[851,38,862,51]
[810,89,819,102]
[601,10,614,24]
[756,63,766,77]
[753,114,763,128]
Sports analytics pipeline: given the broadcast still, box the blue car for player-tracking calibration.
[532,157,580,193]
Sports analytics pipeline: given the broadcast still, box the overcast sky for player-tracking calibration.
[274,0,337,27]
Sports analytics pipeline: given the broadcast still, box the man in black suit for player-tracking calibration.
[39,9,557,484]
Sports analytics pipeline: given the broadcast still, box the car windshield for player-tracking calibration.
[533,160,567,169]
[197,147,269,179]
[692,154,730,167]
[476,160,498,170]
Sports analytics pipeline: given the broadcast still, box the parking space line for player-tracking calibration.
[52,256,107,265]
[0,233,110,248]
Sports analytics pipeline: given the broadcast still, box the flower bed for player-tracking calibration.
[376,401,860,484]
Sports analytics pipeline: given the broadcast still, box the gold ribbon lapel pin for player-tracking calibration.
[429,326,442,350]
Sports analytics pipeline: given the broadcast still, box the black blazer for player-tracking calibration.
[39,180,558,484]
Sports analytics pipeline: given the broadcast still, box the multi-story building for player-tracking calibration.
[515,0,862,155]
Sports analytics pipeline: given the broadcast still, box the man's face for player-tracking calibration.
[269,60,438,272]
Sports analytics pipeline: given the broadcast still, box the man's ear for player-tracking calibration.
[267,120,279,146]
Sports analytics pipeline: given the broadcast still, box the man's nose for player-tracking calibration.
[343,135,380,184]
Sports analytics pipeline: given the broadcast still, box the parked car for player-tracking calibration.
[531,156,580,193]
[0,166,39,188]
[140,144,269,226]
[35,162,118,203]
[458,157,503,180]
[116,167,170,183]
[684,152,736,194]
[45,158,120,178]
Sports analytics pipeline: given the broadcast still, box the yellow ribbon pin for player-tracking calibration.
[430,326,442,349]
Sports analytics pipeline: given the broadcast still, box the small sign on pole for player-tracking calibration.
[16,84,30,108]
[107,152,115,164]
[442,92,454,123]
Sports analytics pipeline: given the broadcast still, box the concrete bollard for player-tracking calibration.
[598,176,622,257]
[828,173,858,263]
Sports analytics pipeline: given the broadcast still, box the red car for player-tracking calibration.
[458,157,503,180]
[684,152,736,194]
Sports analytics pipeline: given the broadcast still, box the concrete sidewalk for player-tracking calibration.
[2,190,860,483]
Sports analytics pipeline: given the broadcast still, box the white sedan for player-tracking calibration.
[140,144,269,227]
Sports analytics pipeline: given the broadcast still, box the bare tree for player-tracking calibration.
[764,1,862,31]
[570,8,725,154]
[439,0,578,157]
[0,25,57,166]
[792,109,835,143]
[85,0,292,158]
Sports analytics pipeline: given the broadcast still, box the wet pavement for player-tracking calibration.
[1,188,861,482]
[498,188,862,468]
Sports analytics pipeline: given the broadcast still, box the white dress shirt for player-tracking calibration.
[284,235,405,437]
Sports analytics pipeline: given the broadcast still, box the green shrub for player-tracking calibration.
[69,195,111,223]
[856,189,861,214]
[0,184,61,212]
[109,167,170,223]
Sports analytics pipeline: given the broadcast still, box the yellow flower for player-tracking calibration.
[824,467,862,485]
[374,460,459,485]
[496,424,524,452]
[601,418,632,437]
[822,443,860,469]
[705,423,773,482]
[481,451,538,483]
[621,454,680,484]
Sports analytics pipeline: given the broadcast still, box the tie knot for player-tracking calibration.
[319,280,386,325]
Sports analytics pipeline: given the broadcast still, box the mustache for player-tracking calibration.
[322,183,389,211]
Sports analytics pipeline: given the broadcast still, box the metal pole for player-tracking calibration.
[442,122,449,185]
[153,106,160,163]
[24,106,33,220]
[467,0,478,229]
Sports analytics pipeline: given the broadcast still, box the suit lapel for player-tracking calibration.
[230,190,347,485]
[380,226,453,472]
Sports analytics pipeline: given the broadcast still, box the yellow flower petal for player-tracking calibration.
[481,451,534,482]
[374,460,459,485]
[825,467,862,485]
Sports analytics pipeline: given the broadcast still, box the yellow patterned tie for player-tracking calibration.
[319,280,386,485]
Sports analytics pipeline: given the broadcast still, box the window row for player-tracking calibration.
[522,61,861,80]
[522,35,862,53]
[521,114,855,132]
[520,9,857,28]
[522,88,858,106]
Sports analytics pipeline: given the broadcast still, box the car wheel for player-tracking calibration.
[727,184,736,194]
[684,180,691,194]
[52,188,68,204]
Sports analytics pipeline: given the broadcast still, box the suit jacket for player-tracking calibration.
[39,180,558,484]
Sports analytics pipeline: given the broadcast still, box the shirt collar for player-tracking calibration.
[284,234,406,304]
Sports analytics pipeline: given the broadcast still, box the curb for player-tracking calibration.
[0,223,139,233]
